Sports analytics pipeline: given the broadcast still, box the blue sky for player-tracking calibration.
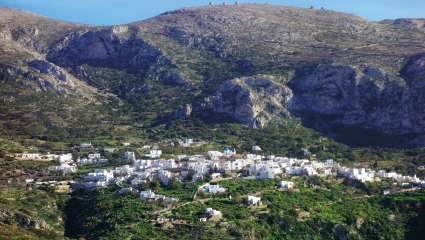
[0,0,423,25]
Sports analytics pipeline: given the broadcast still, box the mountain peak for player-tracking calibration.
[0,4,425,147]
[150,3,365,27]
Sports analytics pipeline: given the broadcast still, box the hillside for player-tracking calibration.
[0,4,425,146]
[1,5,425,240]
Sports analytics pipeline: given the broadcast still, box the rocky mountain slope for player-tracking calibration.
[0,4,425,146]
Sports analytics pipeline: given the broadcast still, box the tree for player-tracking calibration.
[149,180,160,192]
[169,177,182,190]
[234,192,242,204]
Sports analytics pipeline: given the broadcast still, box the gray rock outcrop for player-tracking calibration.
[193,75,292,128]
[184,57,425,146]
[47,27,189,86]
[0,210,50,230]
[28,59,67,81]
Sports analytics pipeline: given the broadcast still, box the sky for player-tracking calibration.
[0,0,423,25]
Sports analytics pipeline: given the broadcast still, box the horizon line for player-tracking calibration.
[0,3,423,27]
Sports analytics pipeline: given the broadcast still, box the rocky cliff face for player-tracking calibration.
[289,65,410,133]
[1,5,425,146]
[185,61,425,146]
[191,75,292,128]
[46,26,189,86]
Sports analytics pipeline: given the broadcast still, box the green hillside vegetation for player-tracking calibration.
[62,178,425,239]
[0,187,68,240]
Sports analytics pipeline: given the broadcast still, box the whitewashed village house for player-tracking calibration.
[278,181,294,191]
[145,150,162,159]
[202,184,226,194]
[247,195,262,206]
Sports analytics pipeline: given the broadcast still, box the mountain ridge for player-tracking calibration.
[1,4,425,146]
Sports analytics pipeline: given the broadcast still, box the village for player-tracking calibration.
[11,137,425,222]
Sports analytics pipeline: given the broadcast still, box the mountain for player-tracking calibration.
[1,4,425,147]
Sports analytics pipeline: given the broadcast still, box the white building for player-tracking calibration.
[80,143,92,148]
[25,178,34,184]
[286,166,305,176]
[247,195,262,206]
[223,159,246,172]
[205,208,222,218]
[187,161,210,178]
[246,154,262,161]
[88,153,101,160]
[140,190,178,203]
[140,190,156,200]
[162,159,178,169]
[278,181,294,191]
[84,169,114,183]
[124,152,136,162]
[158,169,173,186]
[177,155,188,161]
[250,162,282,179]
[54,163,77,174]
[115,165,134,175]
[58,153,73,163]
[256,167,276,179]
[252,145,262,152]
[208,151,223,160]
[81,169,114,189]
[77,153,108,165]
[338,167,375,183]
[325,159,335,167]
[145,150,162,159]
[180,138,194,147]
[158,195,178,203]
[223,147,236,156]
[304,166,318,176]
[202,184,227,194]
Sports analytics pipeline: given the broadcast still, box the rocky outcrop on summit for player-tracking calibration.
[0,8,82,52]
[389,19,425,32]
[142,4,425,72]
[193,76,292,128]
